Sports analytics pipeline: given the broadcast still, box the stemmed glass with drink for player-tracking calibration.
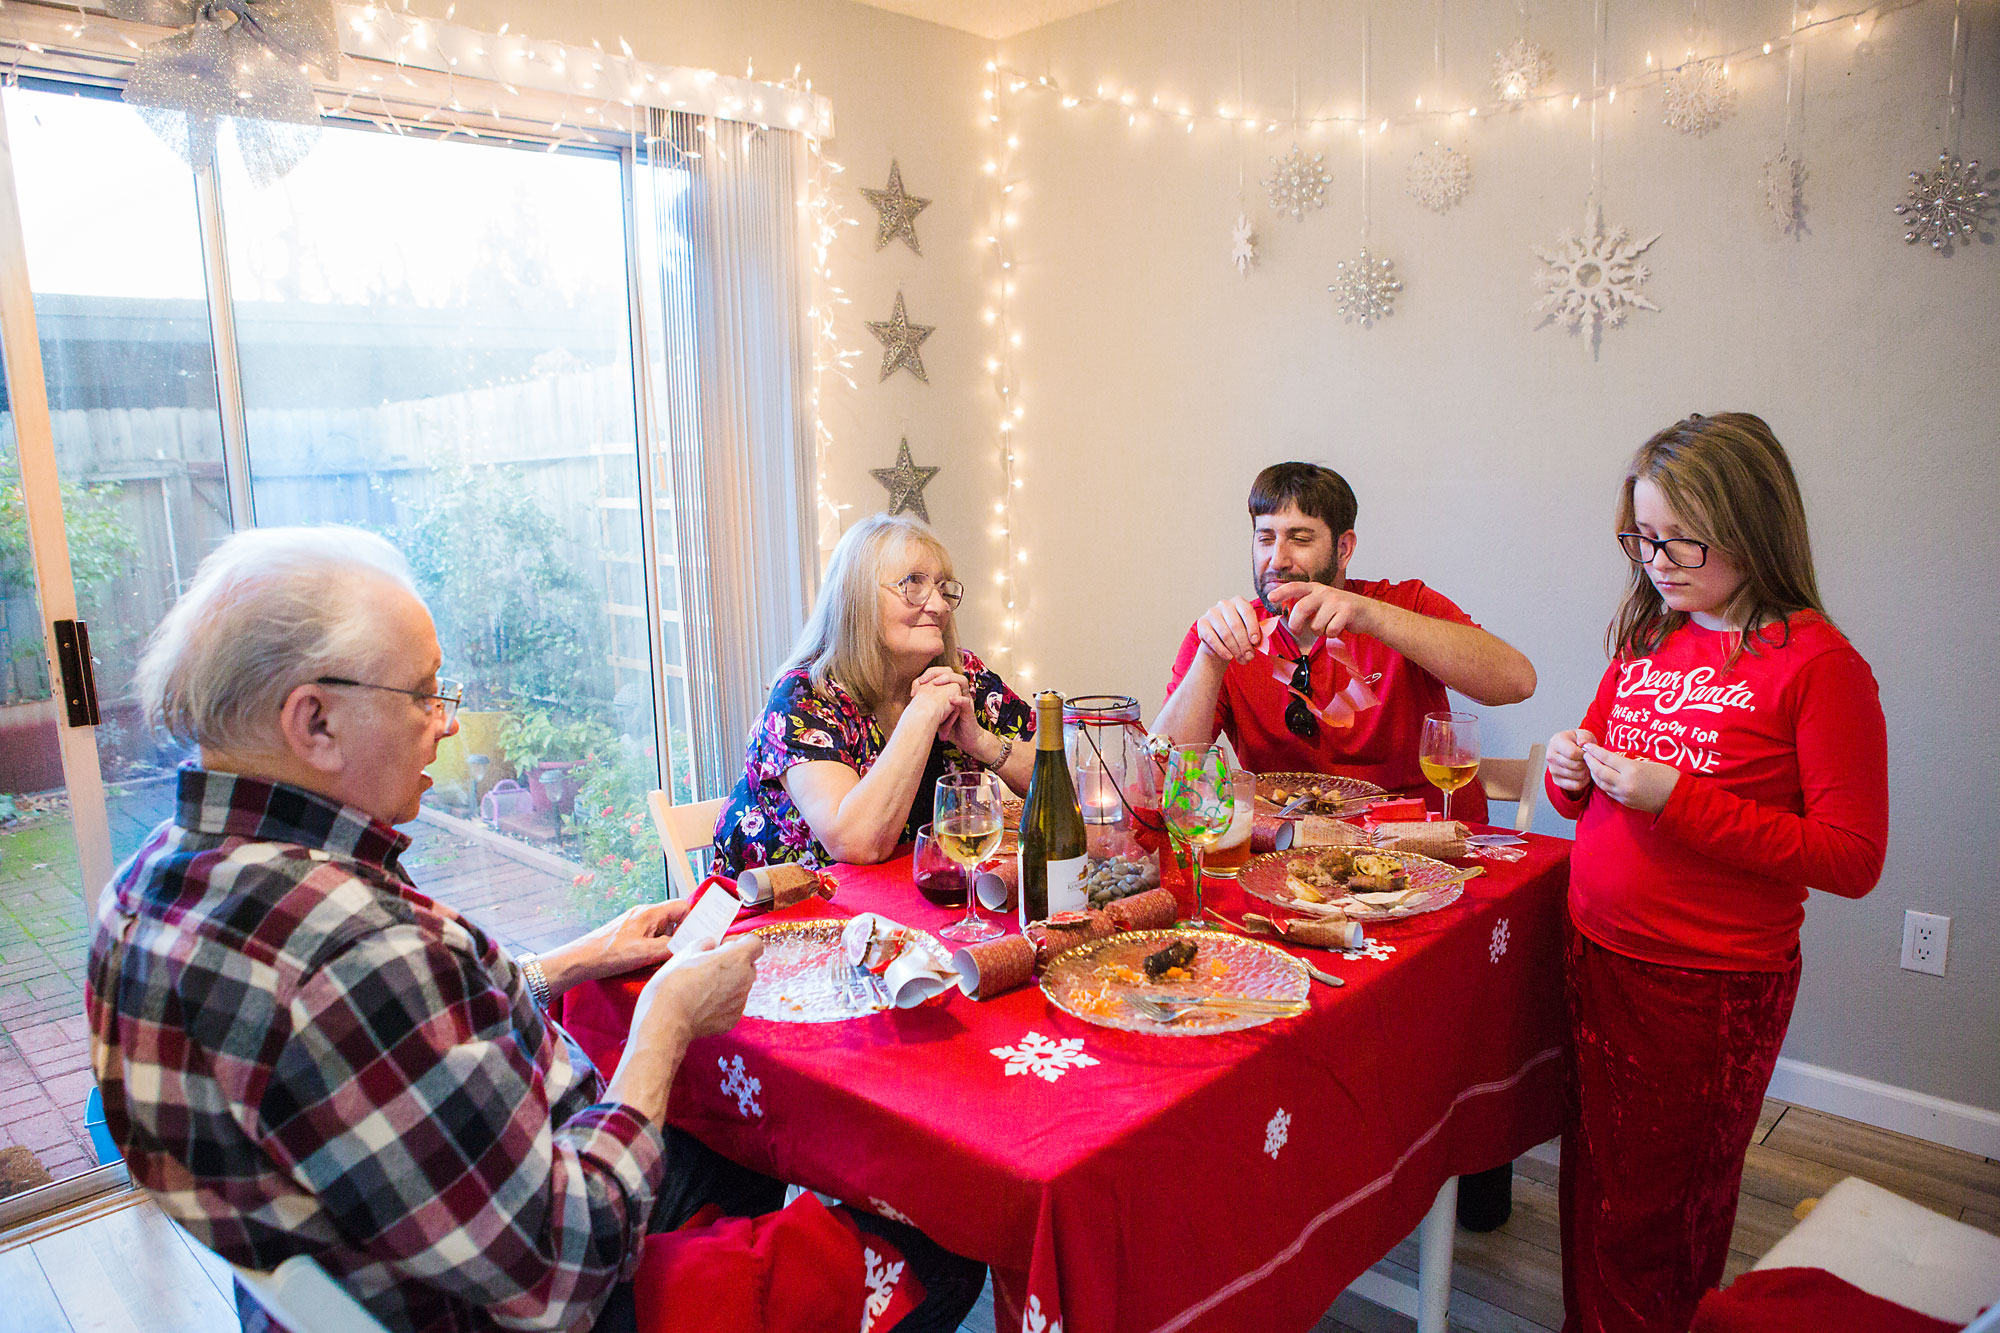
[1199,773,1259,880]
[934,771,1006,944]
[1161,744,1235,923]
[1419,711,1481,822]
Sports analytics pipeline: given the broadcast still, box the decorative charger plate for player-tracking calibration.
[1240,847,1466,922]
[1041,929,1310,1036]
[744,919,945,1023]
[1255,772,1386,811]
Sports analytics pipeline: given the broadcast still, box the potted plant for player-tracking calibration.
[498,705,615,817]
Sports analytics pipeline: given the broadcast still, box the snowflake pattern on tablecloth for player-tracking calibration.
[1490,918,1511,964]
[1265,143,1331,220]
[1531,197,1661,349]
[718,1054,763,1118]
[1661,57,1736,136]
[992,1031,1100,1084]
[861,1245,906,1332]
[1338,938,1398,962]
[1264,1108,1292,1160]
[869,1197,915,1226]
[1407,141,1471,213]
[1023,1294,1064,1333]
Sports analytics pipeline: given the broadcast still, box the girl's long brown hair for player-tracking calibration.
[1609,413,1830,665]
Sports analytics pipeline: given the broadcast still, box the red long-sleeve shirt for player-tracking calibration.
[1545,612,1888,971]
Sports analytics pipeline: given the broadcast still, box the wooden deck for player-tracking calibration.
[2,1100,1996,1333]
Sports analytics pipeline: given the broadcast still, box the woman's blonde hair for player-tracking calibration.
[1609,412,1828,664]
[780,513,962,714]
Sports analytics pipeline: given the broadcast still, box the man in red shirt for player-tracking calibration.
[1159,462,1537,824]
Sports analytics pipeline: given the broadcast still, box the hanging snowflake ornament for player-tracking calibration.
[1232,213,1258,275]
[1265,143,1332,220]
[1492,38,1554,102]
[1532,197,1661,350]
[1896,152,1991,251]
[1661,57,1737,136]
[1328,247,1402,327]
[1760,149,1806,235]
[1407,141,1471,213]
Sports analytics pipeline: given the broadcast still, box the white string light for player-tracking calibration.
[983,59,1030,683]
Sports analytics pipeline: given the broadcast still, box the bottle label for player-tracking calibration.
[1046,855,1088,916]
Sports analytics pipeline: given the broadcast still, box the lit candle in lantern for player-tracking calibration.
[1079,766,1121,824]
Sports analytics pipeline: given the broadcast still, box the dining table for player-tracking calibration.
[558,831,1572,1333]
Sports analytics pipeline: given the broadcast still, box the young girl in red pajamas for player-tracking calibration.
[1543,413,1889,1333]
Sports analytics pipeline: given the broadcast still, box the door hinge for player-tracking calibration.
[53,619,101,728]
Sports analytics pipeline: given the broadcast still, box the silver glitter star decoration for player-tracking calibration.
[1265,143,1332,220]
[1896,152,1991,251]
[1328,248,1402,327]
[870,438,940,523]
[1760,149,1806,236]
[1661,57,1736,136]
[1532,198,1661,354]
[1492,39,1554,102]
[1407,142,1471,213]
[860,159,931,255]
[1232,213,1258,276]
[867,292,935,382]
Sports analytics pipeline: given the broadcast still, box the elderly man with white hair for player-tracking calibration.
[86,527,982,1333]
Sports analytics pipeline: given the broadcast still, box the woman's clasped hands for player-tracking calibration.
[1546,728,1680,815]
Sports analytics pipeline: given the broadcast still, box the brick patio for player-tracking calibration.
[0,776,588,1189]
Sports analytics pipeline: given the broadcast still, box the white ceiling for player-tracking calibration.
[847,0,1125,40]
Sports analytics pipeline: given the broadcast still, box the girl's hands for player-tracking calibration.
[1546,729,1596,794]
[1580,742,1681,815]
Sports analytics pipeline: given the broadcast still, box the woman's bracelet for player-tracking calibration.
[986,736,1014,771]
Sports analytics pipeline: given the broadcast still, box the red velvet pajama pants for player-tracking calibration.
[1560,916,1801,1333]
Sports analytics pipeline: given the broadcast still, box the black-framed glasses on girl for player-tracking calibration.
[1617,532,1710,569]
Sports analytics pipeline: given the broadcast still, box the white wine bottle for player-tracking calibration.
[1020,691,1088,927]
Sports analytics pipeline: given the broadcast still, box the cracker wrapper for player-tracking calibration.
[737,862,839,910]
[1103,887,1177,931]
[1250,814,1296,855]
[1025,909,1119,970]
[1245,912,1365,951]
[952,935,1036,1000]
[840,913,956,1007]
[973,855,1018,911]
[1295,814,1366,847]
[1372,821,1470,859]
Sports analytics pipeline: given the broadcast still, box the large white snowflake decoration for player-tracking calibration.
[1232,212,1258,275]
[1407,141,1471,213]
[991,1031,1100,1084]
[1490,918,1512,964]
[1896,152,1991,251]
[718,1054,763,1118]
[1493,39,1554,102]
[861,1247,906,1333]
[1328,247,1402,327]
[1760,149,1806,235]
[1265,143,1332,220]
[1264,1108,1292,1160]
[1339,937,1398,962]
[1661,57,1736,136]
[1532,198,1661,349]
[1022,1294,1064,1333]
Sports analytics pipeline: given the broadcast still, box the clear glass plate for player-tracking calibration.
[1255,772,1386,811]
[1240,847,1466,921]
[1041,929,1310,1036]
[744,919,947,1023]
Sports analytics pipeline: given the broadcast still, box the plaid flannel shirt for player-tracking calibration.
[87,769,667,1333]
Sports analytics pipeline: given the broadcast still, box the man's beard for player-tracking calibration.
[1255,556,1341,603]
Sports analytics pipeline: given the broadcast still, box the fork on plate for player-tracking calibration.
[1126,992,1307,1023]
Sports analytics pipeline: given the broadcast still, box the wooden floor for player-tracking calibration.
[2,1099,1995,1333]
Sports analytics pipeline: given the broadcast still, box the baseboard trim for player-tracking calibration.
[1766,1057,2000,1160]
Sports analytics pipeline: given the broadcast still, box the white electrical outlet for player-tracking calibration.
[1900,911,1949,977]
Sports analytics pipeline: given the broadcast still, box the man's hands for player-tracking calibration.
[1265,580,1379,644]
[605,933,764,1126]
[1545,729,1681,814]
[539,900,692,995]
[1193,595,1269,664]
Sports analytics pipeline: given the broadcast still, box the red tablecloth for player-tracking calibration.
[561,835,1570,1333]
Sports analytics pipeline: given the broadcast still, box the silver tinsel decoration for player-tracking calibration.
[1532,198,1661,352]
[1328,248,1402,327]
[870,439,940,523]
[860,160,932,255]
[867,292,935,382]
[1895,152,1991,250]
[108,0,341,185]
[1407,142,1471,213]
[1265,144,1332,220]
[1760,150,1806,236]
[1492,39,1554,102]
[1661,57,1737,136]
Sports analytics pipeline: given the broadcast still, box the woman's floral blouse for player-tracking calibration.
[711,649,1034,875]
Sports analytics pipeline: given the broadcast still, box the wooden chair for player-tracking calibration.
[647,790,727,899]
[1477,742,1547,833]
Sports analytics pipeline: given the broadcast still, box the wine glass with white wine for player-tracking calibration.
[1419,711,1480,822]
[935,771,1006,943]
[1161,744,1235,924]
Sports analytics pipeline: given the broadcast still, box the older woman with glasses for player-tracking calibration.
[712,513,1036,875]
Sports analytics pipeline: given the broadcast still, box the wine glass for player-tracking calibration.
[1161,744,1235,923]
[935,771,1006,943]
[1419,711,1481,822]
